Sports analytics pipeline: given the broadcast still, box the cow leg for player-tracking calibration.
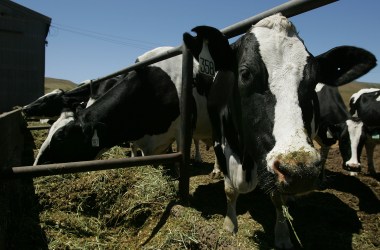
[210,156,222,179]
[193,138,202,163]
[271,193,293,249]
[319,145,330,182]
[365,140,377,175]
[223,177,239,233]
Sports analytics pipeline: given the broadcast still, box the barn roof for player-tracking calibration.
[0,0,51,38]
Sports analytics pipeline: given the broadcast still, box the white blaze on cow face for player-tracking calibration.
[345,119,364,167]
[34,111,75,165]
[252,14,320,172]
[37,89,63,101]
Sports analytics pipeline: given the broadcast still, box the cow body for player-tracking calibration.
[184,13,376,249]
[131,47,220,175]
[34,48,219,176]
[349,88,380,175]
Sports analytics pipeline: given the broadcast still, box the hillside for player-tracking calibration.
[339,81,380,106]
[44,77,77,93]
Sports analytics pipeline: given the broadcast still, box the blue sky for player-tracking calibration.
[13,0,380,84]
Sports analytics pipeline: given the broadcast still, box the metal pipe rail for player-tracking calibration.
[0,153,182,179]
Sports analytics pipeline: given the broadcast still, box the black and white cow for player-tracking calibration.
[348,88,380,175]
[34,48,220,176]
[315,81,375,177]
[183,13,377,249]
[34,65,180,164]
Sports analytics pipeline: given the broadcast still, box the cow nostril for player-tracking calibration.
[272,160,290,184]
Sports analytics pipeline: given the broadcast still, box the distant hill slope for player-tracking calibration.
[45,77,378,108]
[339,81,380,107]
[45,77,77,93]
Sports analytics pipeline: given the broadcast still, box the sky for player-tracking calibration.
[13,0,380,84]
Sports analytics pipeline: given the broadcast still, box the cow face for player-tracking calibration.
[23,89,65,118]
[184,13,377,195]
[338,118,366,172]
[35,120,107,164]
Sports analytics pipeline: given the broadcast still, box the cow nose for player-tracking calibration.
[343,162,361,173]
[271,155,321,194]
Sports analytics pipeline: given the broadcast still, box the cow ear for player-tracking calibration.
[316,46,377,86]
[183,26,234,71]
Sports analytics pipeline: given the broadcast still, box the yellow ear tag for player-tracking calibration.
[92,129,99,147]
[199,40,215,77]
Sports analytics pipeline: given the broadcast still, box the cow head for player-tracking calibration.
[35,120,108,164]
[23,89,65,118]
[184,13,376,195]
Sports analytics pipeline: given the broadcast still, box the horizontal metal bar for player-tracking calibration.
[221,0,338,38]
[27,125,51,130]
[0,152,182,179]
[89,46,183,85]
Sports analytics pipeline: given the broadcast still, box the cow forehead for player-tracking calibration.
[37,89,63,100]
[350,88,380,104]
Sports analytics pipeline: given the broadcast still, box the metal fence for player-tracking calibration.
[0,0,338,202]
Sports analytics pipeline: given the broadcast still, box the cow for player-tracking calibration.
[183,13,377,249]
[348,88,380,175]
[34,65,180,164]
[314,83,374,178]
[34,48,221,177]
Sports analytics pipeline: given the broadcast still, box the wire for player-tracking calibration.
[49,22,164,50]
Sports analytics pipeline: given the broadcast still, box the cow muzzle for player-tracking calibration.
[343,161,361,173]
[270,151,321,194]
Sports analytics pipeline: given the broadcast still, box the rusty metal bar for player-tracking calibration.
[0,153,182,179]
[178,45,193,202]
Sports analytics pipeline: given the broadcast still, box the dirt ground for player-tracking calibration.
[189,142,380,249]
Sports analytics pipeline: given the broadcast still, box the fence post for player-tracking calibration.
[179,45,193,203]
[0,109,47,248]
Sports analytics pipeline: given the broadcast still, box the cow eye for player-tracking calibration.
[240,68,253,84]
